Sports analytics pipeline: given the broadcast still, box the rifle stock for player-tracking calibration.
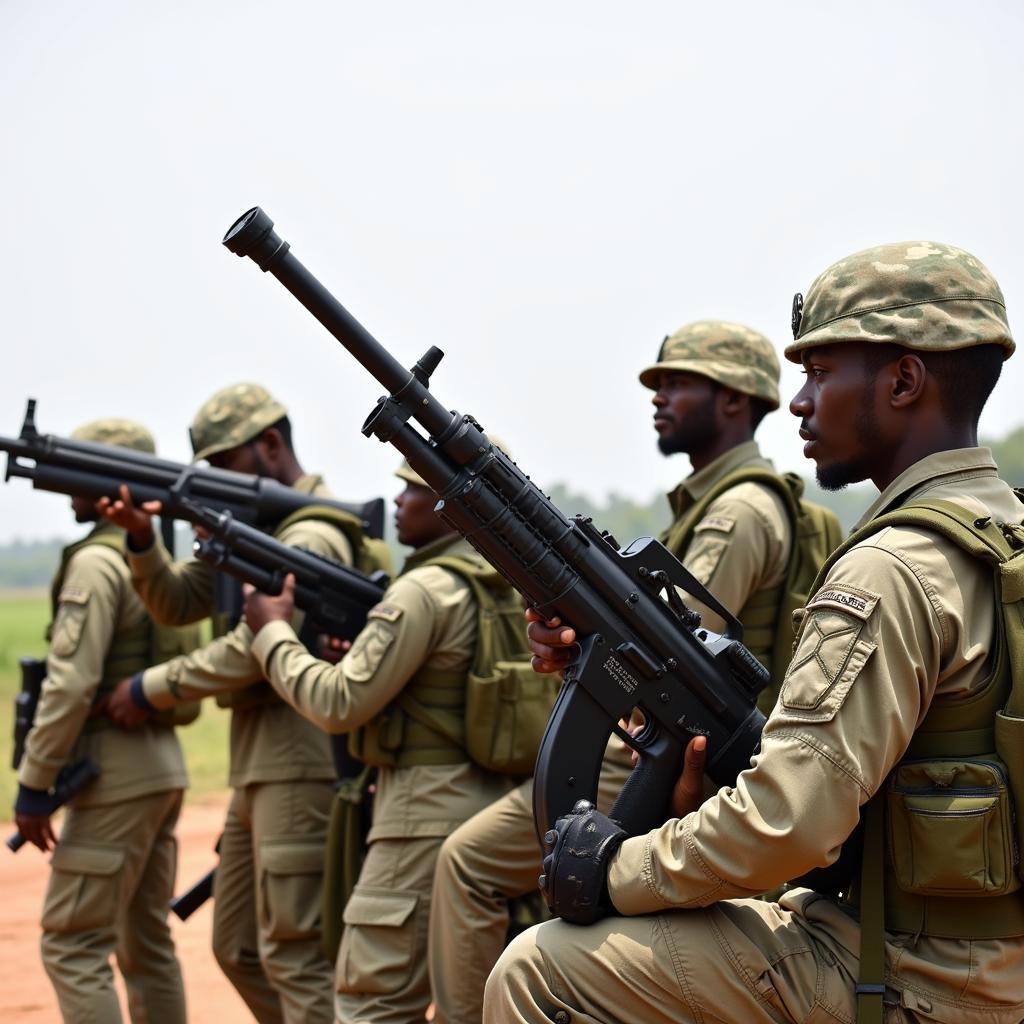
[223,208,768,842]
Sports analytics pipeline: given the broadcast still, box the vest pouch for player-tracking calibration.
[347,710,404,769]
[995,711,1024,883]
[887,757,1020,897]
[464,660,558,775]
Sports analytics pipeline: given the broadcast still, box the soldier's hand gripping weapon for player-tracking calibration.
[0,400,385,540]
[222,207,769,857]
[8,658,101,853]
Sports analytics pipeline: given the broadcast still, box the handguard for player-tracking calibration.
[540,800,627,924]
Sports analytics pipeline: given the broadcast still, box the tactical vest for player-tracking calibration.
[215,503,391,710]
[807,499,1024,1024]
[49,529,201,729]
[347,552,529,771]
[661,467,842,711]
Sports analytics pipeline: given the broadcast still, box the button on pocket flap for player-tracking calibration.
[260,841,325,876]
[51,842,123,876]
[343,887,418,928]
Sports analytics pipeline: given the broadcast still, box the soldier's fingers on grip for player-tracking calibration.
[282,573,297,596]
[684,734,708,774]
[241,583,255,599]
[527,621,576,647]
[525,607,562,627]
[527,639,574,665]
[531,655,567,675]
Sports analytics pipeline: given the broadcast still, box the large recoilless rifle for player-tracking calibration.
[223,207,769,842]
[0,399,386,540]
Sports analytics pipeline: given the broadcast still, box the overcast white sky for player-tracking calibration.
[2,1,1023,543]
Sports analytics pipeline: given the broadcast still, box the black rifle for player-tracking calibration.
[9,658,102,853]
[169,868,214,921]
[12,657,46,771]
[178,495,389,641]
[8,759,101,852]
[170,835,222,921]
[0,399,386,540]
[222,208,769,842]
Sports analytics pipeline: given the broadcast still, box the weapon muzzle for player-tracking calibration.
[223,207,290,271]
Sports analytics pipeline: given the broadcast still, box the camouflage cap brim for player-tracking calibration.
[785,241,1015,362]
[638,359,781,410]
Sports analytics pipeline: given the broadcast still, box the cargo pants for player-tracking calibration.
[40,788,185,1024]
[211,779,335,1024]
[429,742,633,1024]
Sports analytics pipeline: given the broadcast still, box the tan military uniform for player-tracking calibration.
[663,439,791,633]
[249,534,514,1024]
[485,448,1024,1023]
[428,439,792,1024]
[129,474,351,1024]
[22,521,189,1023]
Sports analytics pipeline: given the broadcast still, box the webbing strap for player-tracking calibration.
[856,796,886,1024]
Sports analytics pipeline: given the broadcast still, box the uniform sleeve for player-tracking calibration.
[18,549,124,791]
[127,536,214,626]
[679,485,790,632]
[250,573,440,734]
[608,540,941,913]
[138,517,355,709]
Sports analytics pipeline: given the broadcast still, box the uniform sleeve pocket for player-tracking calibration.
[42,842,124,932]
[337,886,418,994]
[259,838,326,941]
[780,609,876,721]
[50,593,90,659]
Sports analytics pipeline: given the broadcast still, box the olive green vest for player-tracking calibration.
[347,544,515,770]
[661,467,803,712]
[215,503,392,710]
[49,527,201,729]
[809,501,1024,941]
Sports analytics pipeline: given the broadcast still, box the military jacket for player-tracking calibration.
[19,522,188,806]
[664,441,792,633]
[608,448,1022,1006]
[130,474,352,787]
[251,534,512,840]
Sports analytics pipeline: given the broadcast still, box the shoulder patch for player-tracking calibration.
[57,586,90,606]
[806,583,880,622]
[694,515,736,535]
[368,605,403,623]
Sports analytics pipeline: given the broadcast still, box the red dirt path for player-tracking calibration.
[0,790,252,1022]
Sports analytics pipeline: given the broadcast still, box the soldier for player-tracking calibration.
[428,321,800,1024]
[101,384,356,1024]
[13,419,190,1023]
[487,242,1024,1023]
[240,457,520,1024]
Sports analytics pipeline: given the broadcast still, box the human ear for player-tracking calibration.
[889,354,926,409]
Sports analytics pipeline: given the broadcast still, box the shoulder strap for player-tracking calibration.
[274,502,367,542]
[663,467,803,557]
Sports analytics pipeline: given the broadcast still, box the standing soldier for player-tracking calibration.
[102,384,363,1024]
[429,322,822,1023]
[488,243,1024,1023]
[241,456,521,1024]
[13,419,193,1023]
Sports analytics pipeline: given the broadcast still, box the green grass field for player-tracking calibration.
[0,591,230,817]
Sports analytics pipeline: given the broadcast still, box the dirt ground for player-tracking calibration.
[0,789,253,1022]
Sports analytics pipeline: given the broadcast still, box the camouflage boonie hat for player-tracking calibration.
[786,241,1014,362]
[395,435,513,489]
[72,418,156,454]
[189,383,288,463]
[638,320,781,410]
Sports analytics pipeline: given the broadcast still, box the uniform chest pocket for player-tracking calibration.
[888,758,1021,897]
